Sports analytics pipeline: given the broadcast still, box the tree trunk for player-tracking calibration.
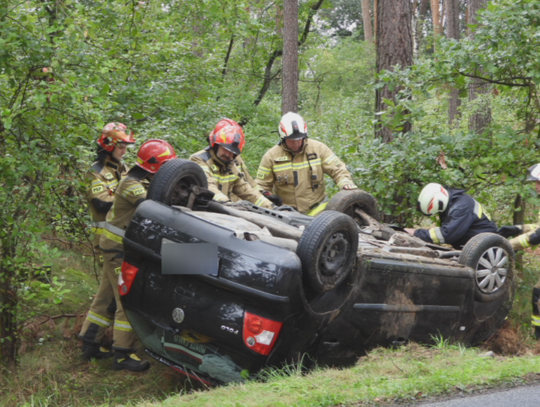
[431,0,442,36]
[468,0,492,135]
[513,193,525,274]
[0,260,18,368]
[361,0,373,44]
[373,0,378,45]
[282,0,299,114]
[375,0,414,142]
[416,0,430,53]
[447,0,461,126]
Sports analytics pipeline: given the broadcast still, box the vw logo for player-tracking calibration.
[172,308,185,324]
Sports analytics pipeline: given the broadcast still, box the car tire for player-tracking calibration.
[458,233,514,303]
[147,158,208,206]
[297,211,359,293]
[325,190,380,222]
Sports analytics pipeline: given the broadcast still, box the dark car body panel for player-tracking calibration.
[121,200,512,384]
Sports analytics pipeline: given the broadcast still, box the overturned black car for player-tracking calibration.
[119,159,515,386]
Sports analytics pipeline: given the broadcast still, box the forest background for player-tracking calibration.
[0,0,540,405]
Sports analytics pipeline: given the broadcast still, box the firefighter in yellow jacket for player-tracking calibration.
[86,122,135,262]
[256,112,357,215]
[190,119,275,208]
[79,139,177,371]
[497,163,540,339]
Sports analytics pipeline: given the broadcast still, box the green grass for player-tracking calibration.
[2,248,540,406]
[134,344,540,407]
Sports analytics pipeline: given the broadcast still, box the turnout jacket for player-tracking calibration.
[255,139,356,214]
[230,155,257,202]
[99,174,149,253]
[414,187,497,249]
[507,213,540,251]
[85,155,128,249]
[190,147,273,209]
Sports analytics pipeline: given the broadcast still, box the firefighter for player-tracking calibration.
[407,183,497,249]
[86,122,135,264]
[190,120,275,208]
[497,163,540,339]
[207,118,271,204]
[79,139,177,371]
[255,112,357,215]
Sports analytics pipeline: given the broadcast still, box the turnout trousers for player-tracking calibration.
[79,250,137,351]
[533,281,540,330]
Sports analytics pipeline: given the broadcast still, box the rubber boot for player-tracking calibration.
[112,351,150,372]
[82,341,113,361]
[535,327,540,340]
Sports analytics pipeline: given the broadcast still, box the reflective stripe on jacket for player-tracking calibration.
[190,148,273,209]
[85,156,127,247]
[414,188,497,249]
[255,139,356,214]
[508,227,540,251]
[99,175,149,252]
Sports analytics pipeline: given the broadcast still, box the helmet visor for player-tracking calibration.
[220,143,241,156]
[285,132,307,140]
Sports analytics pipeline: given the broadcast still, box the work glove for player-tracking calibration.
[497,225,523,238]
[262,191,283,206]
[342,183,358,190]
[529,227,540,246]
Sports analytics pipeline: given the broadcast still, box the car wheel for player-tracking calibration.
[325,190,380,223]
[297,211,359,293]
[458,233,514,303]
[147,159,207,206]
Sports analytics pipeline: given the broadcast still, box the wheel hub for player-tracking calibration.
[476,247,508,294]
[320,232,350,276]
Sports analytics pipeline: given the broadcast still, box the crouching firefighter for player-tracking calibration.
[86,122,135,264]
[79,139,177,371]
[411,183,497,249]
[497,163,540,339]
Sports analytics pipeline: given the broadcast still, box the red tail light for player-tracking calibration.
[243,312,282,356]
[119,261,139,296]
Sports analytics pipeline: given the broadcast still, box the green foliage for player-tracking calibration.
[356,0,540,223]
[316,0,368,39]
[0,0,311,365]
[0,0,539,384]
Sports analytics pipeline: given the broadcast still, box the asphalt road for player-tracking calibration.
[410,384,540,406]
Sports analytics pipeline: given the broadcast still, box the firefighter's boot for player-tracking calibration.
[81,341,113,361]
[113,351,150,372]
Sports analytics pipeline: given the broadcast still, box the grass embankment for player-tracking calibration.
[138,344,540,407]
[1,247,540,406]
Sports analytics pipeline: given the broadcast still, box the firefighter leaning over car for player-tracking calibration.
[497,163,540,339]
[407,183,498,249]
[85,122,134,263]
[190,118,275,209]
[255,112,357,215]
[79,139,177,371]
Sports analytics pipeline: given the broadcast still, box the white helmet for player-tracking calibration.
[526,163,540,181]
[278,112,307,140]
[417,183,449,216]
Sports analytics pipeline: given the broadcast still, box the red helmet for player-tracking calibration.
[210,118,244,140]
[209,124,245,156]
[97,122,136,152]
[136,139,177,173]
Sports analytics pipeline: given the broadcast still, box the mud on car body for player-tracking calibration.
[119,159,515,385]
